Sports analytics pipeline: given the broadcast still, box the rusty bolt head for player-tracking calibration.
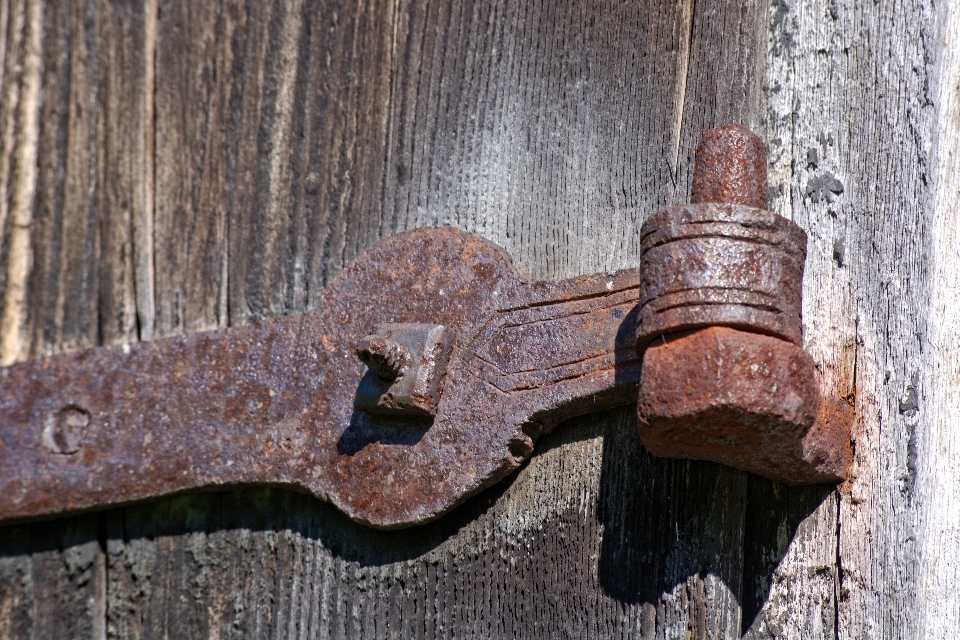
[354,323,453,416]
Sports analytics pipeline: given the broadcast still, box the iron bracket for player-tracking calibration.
[0,126,852,529]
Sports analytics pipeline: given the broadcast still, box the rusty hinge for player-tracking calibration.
[0,126,851,529]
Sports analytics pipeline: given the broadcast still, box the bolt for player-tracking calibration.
[690,123,768,210]
[353,323,453,417]
[42,405,90,455]
[355,332,412,382]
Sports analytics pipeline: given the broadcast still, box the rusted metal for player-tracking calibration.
[636,202,806,349]
[637,327,851,484]
[0,124,852,530]
[354,323,452,416]
[636,124,852,483]
[690,123,768,209]
[0,228,640,529]
[637,126,805,350]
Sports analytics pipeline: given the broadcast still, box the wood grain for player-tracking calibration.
[915,3,960,635]
[0,0,41,365]
[153,0,237,337]
[0,514,106,639]
[4,0,951,637]
[754,0,939,637]
[36,0,101,357]
[96,0,150,348]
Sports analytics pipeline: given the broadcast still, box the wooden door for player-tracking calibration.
[0,0,954,637]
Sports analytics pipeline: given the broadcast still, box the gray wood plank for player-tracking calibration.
[750,0,940,637]
[35,0,100,356]
[0,0,24,346]
[225,0,310,326]
[18,0,71,359]
[299,0,397,307]
[911,4,960,634]
[741,479,838,638]
[0,0,46,364]
[7,0,150,354]
[223,0,399,324]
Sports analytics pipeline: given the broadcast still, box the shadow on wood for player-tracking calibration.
[597,303,835,636]
[740,478,835,634]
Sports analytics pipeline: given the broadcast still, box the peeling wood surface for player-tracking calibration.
[0,0,953,637]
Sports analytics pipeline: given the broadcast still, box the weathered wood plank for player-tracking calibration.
[152,0,239,337]
[225,0,309,326]
[746,0,944,637]
[378,0,696,280]
[741,479,838,638]
[300,0,397,305]
[224,0,401,325]
[0,0,22,333]
[96,0,150,347]
[914,4,960,635]
[18,0,72,359]
[36,0,101,356]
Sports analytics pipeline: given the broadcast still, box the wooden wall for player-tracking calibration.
[0,0,954,637]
